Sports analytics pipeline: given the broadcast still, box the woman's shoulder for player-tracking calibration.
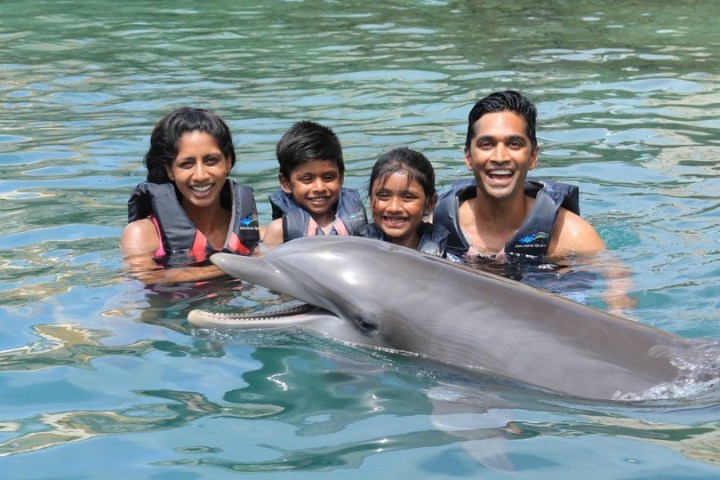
[121,217,161,255]
[261,218,284,248]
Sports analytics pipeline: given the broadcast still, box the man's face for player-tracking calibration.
[464,111,538,201]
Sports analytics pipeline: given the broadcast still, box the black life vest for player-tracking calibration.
[268,187,368,242]
[127,179,260,264]
[359,222,449,257]
[433,178,580,260]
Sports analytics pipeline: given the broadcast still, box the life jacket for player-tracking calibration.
[269,187,368,242]
[433,178,580,260]
[127,179,260,265]
[359,222,450,257]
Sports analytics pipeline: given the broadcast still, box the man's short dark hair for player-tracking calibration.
[465,90,537,150]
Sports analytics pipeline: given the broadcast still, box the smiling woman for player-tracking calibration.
[120,107,262,284]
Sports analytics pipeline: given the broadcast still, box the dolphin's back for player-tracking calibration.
[211,236,703,400]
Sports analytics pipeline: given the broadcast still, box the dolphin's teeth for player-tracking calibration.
[190,303,319,323]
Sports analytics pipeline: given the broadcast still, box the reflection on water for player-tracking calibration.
[226,344,433,435]
[0,323,153,372]
[0,389,281,457]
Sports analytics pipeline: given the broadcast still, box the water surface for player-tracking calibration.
[1,0,720,478]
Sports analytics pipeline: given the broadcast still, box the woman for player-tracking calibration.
[121,107,261,284]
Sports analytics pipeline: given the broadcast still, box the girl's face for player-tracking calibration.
[371,170,433,249]
[166,131,232,210]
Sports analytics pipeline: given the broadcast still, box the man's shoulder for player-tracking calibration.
[557,207,592,229]
[550,208,605,256]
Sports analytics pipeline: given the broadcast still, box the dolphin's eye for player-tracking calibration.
[353,313,379,333]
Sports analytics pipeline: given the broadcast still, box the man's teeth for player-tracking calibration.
[192,184,212,192]
[490,169,512,176]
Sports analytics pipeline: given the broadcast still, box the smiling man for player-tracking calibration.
[433,90,605,261]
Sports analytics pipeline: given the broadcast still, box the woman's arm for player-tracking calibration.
[261,218,284,248]
[120,219,226,285]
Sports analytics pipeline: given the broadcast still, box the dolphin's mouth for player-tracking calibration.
[188,303,332,329]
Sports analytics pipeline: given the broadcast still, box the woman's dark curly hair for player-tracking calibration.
[144,107,236,183]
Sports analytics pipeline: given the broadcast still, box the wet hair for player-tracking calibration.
[465,90,537,150]
[143,107,236,183]
[368,147,436,203]
[276,120,344,178]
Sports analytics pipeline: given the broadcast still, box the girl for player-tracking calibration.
[360,147,448,257]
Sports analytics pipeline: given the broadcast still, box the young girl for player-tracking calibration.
[360,147,449,257]
[121,107,261,284]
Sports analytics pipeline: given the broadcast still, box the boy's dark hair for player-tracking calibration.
[276,121,344,178]
[465,90,537,150]
[368,147,436,201]
[144,107,236,183]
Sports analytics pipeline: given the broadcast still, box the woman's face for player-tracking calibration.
[166,130,232,209]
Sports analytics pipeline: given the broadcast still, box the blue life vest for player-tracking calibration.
[269,187,368,242]
[359,222,449,257]
[127,179,260,265]
[433,178,580,260]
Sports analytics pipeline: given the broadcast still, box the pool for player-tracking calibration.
[1,0,719,478]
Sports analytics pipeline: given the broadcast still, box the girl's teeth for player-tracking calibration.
[192,185,212,192]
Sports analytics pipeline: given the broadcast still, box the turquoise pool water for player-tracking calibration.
[1,0,719,478]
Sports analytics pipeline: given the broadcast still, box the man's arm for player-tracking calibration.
[550,210,635,315]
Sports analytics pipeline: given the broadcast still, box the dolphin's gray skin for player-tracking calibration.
[188,236,713,400]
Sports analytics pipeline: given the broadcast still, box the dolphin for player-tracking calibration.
[188,236,717,401]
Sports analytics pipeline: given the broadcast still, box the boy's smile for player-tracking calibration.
[280,159,343,226]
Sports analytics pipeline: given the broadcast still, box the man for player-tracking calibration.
[434,90,605,261]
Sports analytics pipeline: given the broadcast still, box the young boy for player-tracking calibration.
[262,121,367,247]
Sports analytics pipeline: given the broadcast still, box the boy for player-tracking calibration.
[262,121,367,247]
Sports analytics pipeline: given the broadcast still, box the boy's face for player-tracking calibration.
[280,159,343,220]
